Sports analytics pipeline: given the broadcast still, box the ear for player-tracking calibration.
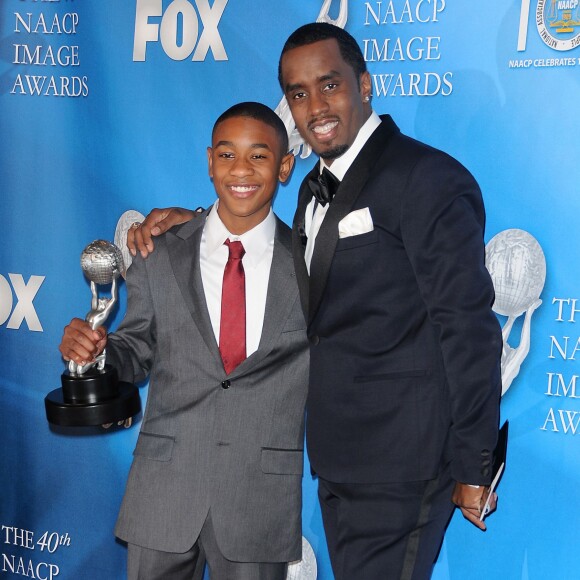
[278,152,295,183]
[207,147,213,178]
[360,71,372,102]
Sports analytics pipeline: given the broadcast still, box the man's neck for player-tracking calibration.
[319,111,381,181]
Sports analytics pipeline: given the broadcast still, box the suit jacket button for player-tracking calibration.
[221,380,230,389]
[309,335,320,345]
[481,467,490,477]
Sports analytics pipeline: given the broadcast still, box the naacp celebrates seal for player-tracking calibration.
[536,0,580,51]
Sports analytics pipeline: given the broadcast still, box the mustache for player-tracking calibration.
[307,116,339,131]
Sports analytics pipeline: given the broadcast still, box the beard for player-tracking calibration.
[318,144,350,161]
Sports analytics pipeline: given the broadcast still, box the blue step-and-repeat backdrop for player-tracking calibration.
[1,1,579,578]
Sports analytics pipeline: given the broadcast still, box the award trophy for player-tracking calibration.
[45,240,141,426]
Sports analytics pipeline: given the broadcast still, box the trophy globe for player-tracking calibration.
[114,209,146,278]
[286,537,317,580]
[81,240,124,286]
[486,229,546,318]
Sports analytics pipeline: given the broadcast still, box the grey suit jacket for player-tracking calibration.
[108,210,309,562]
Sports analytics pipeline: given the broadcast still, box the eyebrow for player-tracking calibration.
[214,140,273,151]
[285,70,343,93]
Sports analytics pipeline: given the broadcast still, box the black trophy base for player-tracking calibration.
[45,365,141,427]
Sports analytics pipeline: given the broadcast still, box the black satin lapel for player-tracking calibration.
[292,226,309,319]
[292,164,318,319]
[308,116,399,323]
[167,217,223,367]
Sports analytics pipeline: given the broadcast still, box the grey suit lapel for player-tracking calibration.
[228,218,298,379]
[167,213,223,369]
[308,115,399,324]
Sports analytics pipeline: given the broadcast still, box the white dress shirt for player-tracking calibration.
[304,111,382,272]
[200,202,275,356]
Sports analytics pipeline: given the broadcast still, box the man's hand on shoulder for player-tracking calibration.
[127,207,198,258]
[452,482,497,531]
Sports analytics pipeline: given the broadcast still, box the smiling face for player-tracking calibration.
[280,38,372,164]
[208,116,294,234]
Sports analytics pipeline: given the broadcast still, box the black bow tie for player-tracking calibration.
[307,168,340,207]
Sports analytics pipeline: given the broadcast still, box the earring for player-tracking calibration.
[364,96,370,102]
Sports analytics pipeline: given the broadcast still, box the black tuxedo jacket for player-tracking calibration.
[292,115,502,485]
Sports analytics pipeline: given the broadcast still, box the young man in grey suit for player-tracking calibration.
[59,102,309,580]
[129,23,502,580]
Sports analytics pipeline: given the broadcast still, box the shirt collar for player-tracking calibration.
[204,201,276,269]
[320,111,382,181]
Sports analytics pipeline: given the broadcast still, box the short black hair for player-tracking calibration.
[278,22,367,89]
[212,102,289,156]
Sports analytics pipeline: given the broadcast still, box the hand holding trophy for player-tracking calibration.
[45,241,141,427]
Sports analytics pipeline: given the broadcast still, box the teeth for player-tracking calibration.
[313,121,338,134]
[231,185,257,193]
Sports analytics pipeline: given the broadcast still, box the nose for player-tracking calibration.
[309,90,329,118]
[230,156,254,177]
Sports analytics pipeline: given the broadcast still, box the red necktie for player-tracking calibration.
[219,239,246,374]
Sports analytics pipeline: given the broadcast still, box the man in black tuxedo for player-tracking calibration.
[278,23,502,579]
[129,22,502,580]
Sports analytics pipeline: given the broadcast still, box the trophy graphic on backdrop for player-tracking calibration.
[485,229,546,396]
[45,240,141,426]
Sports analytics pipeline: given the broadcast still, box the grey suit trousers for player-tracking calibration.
[127,511,287,580]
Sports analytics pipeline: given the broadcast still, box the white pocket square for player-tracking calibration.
[338,207,374,238]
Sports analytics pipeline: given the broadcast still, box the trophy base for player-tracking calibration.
[45,365,141,427]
